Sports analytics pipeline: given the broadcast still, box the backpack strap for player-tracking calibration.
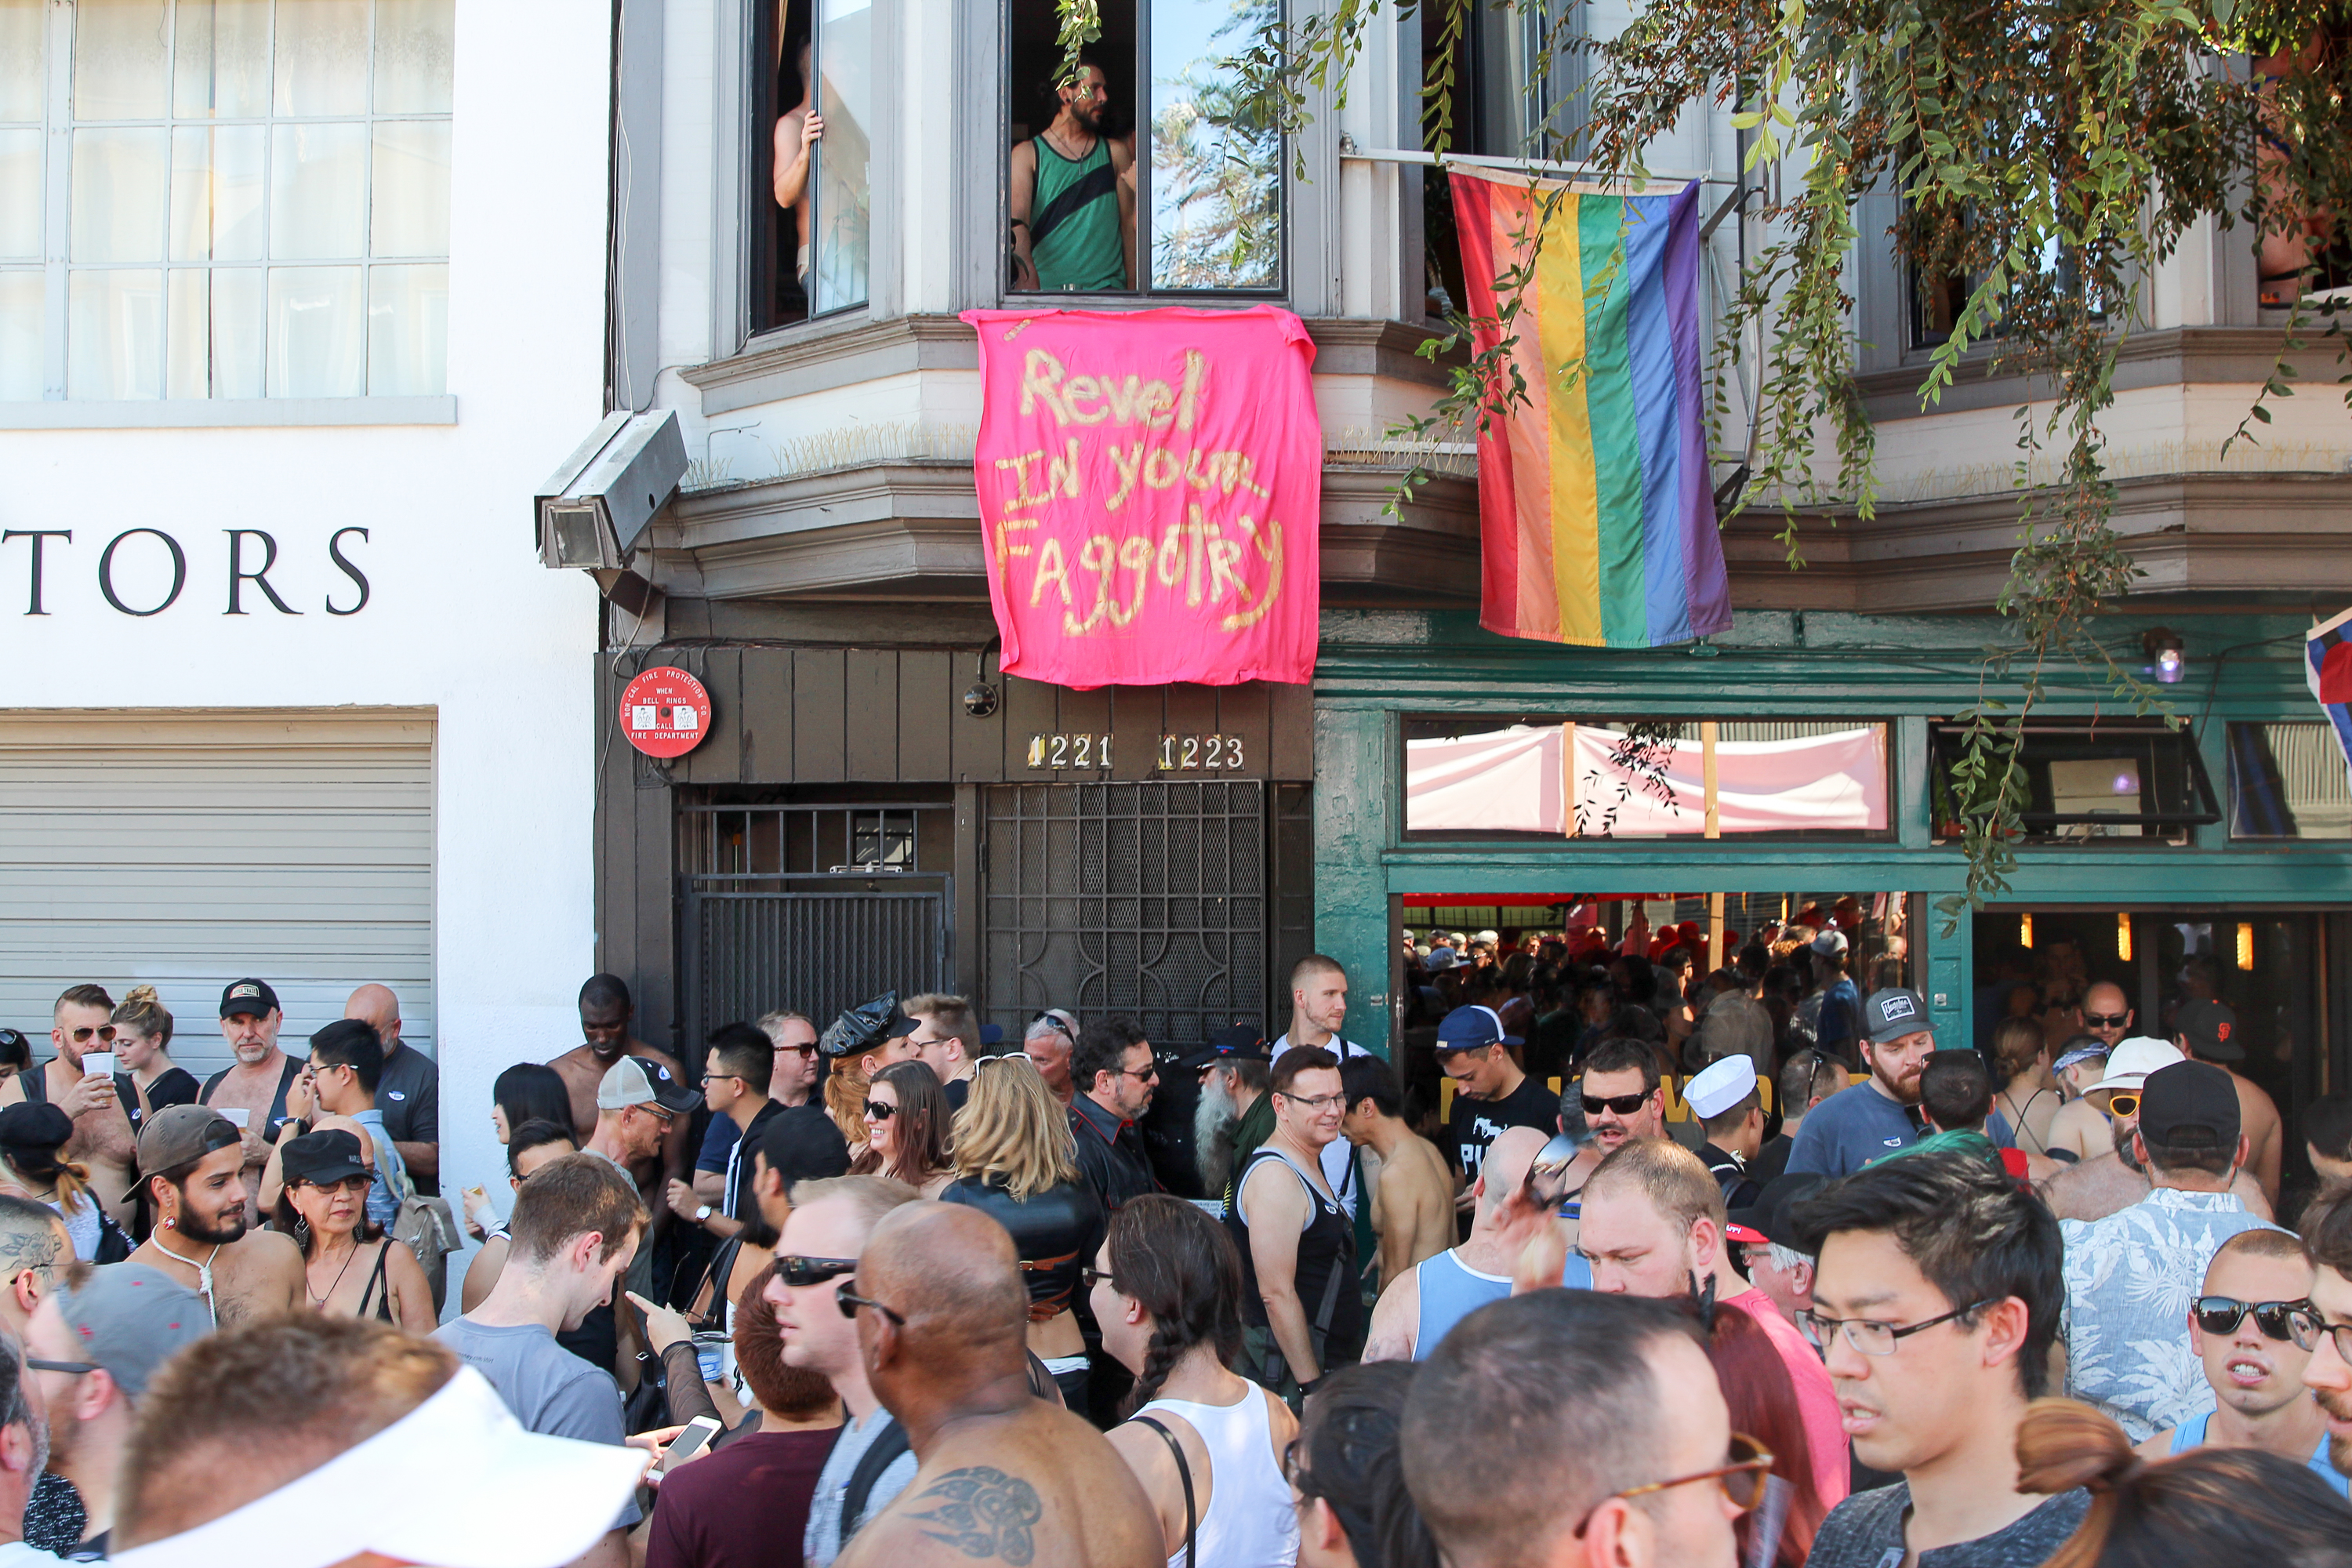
[1131,1415,1196,1568]
[841,1415,913,1537]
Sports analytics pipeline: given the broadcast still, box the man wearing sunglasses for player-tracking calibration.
[2134,1229,2345,1495]
[1401,1290,1750,1568]
[1788,988,1938,1179]
[38,982,133,1226]
[1795,1145,2087,1568]
[2060,1059,2283,1441]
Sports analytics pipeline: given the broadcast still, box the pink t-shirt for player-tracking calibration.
[1724,1287,1850,1512]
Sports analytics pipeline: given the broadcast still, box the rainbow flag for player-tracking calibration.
[1452,172,1732,648]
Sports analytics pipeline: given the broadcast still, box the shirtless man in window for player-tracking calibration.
[1009,60,1137,292]
[773,37,825,287]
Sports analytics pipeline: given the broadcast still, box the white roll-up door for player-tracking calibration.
[0,710,434,1080]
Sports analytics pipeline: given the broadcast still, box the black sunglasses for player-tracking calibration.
[773,1255,858,1288]
[25,1358,96,1377]
[837,1287,906,1326]
[1582,1092,1650,1116]
[2194,1295,2319,1346]
[863,1100,896,1121]
[2083,1012,2131,1029]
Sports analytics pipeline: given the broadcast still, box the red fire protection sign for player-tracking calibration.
[618,666,712,758]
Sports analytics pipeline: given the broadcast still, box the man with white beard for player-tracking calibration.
[1183,1027,1272,1207]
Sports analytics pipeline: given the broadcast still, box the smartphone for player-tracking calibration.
[81,1052,114,1079]
[659,1415,724,1474]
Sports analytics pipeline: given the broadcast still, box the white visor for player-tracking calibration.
[111,1366,648,1568]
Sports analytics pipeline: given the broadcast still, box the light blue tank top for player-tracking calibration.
[2169,1406,2351,1497]
[1413,1250,1514,1361]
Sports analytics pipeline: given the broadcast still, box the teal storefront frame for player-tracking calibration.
[1308,607,2352,1098]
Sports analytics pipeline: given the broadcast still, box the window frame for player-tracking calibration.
[5,0,455,407]
[1927,717,2221,844]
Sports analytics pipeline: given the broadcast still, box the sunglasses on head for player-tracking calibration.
[863,1100,896,1120]
[1032,1011,1075,1041]
[2194,1295,2319,1346]
[1582,1092,1650,1116]
[773,1255,858,1288]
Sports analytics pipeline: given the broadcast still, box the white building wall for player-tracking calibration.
[0,0,612,1287]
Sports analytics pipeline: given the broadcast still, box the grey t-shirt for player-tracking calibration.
[804,1405,920,1566]
[435,1318,641,1528]
[1805,1482,2088,1567]
[376,1043,439,1189]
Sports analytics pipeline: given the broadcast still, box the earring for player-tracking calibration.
[292,1217,310,1251]
[162,1216,175,1229]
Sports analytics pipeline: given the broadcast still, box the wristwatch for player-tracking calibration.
[693,1204,713,1225]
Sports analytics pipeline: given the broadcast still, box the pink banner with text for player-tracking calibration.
[960,305,1321,688]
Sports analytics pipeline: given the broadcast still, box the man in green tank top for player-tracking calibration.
[1009,60,1135,292]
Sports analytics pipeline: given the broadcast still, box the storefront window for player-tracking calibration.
[1403,717,1891,840]
[1929,719,2217,842]
[2228,722,2352,840]
[1004,0,1282,296]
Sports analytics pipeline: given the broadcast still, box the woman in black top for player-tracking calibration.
[940,1055,1105,1409]
[274,1128,434,1333]
[112,986,199,1129]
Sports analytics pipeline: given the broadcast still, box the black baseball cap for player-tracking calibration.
[1178,1025,1270,1071]
[2139,1059,2241,1150]
[281,1128,371,1188]
[220,978,280,1019]
[2177,999,2242,1062]
[1729,1172,1830,1250]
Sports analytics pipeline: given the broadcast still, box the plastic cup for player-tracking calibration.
[80,1052,114,1078]
[219,1107,250,1128]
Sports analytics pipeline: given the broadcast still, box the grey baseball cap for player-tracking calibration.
[1864,987,1933,1044]
[51,1264,211,1397]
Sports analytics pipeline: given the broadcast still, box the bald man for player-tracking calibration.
[343,984,439,1188]
[1363,1125,1552,1363]
[835,1204,1161,1568]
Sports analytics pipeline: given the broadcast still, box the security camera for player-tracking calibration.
[963,683,1000,717]
[535,410,687,570]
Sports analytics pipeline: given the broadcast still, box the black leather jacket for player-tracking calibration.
[940,1174,1107,1319]
[1070,1094,1160,1215]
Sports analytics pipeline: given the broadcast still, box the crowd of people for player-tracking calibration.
[1,923,2350,1568]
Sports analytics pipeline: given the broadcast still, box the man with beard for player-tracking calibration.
[2060,1061,2281,1441]
[120,1105,303,1326]
[1787,988,1936,1178]
[554,976,693,1236]
[38,985,133,1226]
[198,979,303,1209]
[1181,1026,1271,1203]
[0,1332,51,1568]
[1007,58,1135,292]
[1575,1036,1668,1157]
[2135,1229,2345,1494]
[2290,1184,2352,1479]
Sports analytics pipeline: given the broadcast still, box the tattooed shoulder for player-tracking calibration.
[906,1466,1044,1565]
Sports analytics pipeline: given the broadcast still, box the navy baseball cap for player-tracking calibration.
[1179,1025,1270,1071]
[1435,1004,1519,1054]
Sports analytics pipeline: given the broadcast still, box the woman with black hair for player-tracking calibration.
[466,1063,577,1240]
[1091,1193,1298,1566]
[1287,1363,1441,1568]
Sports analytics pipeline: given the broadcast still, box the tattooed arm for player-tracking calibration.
[837,1467,1047,1568]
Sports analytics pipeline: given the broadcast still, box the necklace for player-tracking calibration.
[307,1239,361,1309]
[150,1234,224,1325]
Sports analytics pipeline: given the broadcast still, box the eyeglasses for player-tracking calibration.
[779,1044,818,1058]
[67,1026,116,1044]
[862,1100,897,1120]
[836,1287,907,1326]
[2083,1013,2131,1029]
[1799,1300,1994,1356]
[700,1073,743,1086]
[1582,1092,1652,1116]
[2097,1092,2140,1120]
[25,1358,96,1377]
[2303,1312,2352,1363]
[1080,1265,1114,1290]
[2194,1296,2321,1347]
[294,1174,371,1196]
[773,1255,858,1288]
[1279,1091,1345,1112]
[1572,1434,1777,1536]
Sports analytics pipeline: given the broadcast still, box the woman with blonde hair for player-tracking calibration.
[849,1060,953,1196]
[942,1054,1105,1408]
[111,985,199,1132]
[824,1055,871,1157]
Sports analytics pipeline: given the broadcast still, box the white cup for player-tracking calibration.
[219,1107,250,1128]
[81,1052,114,1078]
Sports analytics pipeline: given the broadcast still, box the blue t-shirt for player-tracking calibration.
[1817,978,1861,1053]
[696,1112,739,1174]
[2169,1406,2350,1497]
[1786,1082,1919,1177]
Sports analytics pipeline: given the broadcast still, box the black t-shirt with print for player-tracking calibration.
[1445,1073,1557,1183]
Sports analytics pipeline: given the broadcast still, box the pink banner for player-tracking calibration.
[960,306,1321,688]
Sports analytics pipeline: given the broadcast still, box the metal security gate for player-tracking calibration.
[982,780,1272,1049]
[681,799,952,1059]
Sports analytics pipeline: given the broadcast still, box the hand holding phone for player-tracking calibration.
[658,1415,724,1475]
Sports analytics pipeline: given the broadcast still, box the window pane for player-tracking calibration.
[367,261,443,392]
[0,129,40,260]
[71,127,171,262]
[266,263,362,394]
[165,265,207,395]
[369,119,448,256]
[68,267,165,397]
[270,120,367,257]
[273,0,369,117]
[811,0,871,314]
[172,0,272,118]
[168,123,266,260]
[74,0,171,120]
[372,0,453,114]
[1149,0,1279,289]
[210,263,264,394]
[0,0,43,123]
[0,270,41,399]
[2228,722,2352,839]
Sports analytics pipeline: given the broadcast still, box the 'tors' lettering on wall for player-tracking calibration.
[0,528,372,618]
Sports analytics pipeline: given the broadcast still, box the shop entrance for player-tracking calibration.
[1973,906,2337,1201]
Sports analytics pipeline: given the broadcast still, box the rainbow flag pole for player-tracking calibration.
[1451,171,1733,648]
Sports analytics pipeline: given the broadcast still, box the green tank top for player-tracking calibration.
[1029,134,1126,292]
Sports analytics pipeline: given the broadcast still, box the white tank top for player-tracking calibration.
[1133,1385,1299,1568]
